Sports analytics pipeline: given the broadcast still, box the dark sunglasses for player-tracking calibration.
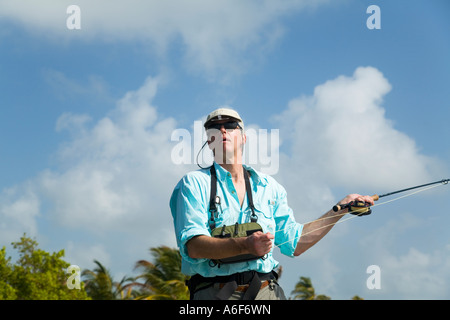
[206,121,241,131]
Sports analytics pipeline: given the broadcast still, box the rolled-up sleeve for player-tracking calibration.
[272,183,303,257]
[170,174,210,264]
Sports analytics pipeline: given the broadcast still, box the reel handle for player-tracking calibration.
[332,194,379,212]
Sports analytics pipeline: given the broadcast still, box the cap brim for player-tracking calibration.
[204,116,241,127]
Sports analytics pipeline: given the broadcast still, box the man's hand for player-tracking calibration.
[337,194,375,212]
[294,193,375,256]
[246,231,274,257]
[187,232,274,260]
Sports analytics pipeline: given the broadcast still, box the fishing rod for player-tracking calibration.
[332,178,450,216]
[271,178,450,250]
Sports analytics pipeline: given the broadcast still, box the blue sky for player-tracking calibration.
[1,0,449,299]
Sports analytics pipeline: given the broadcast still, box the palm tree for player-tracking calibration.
[126,246,189,300]
[82,260,134,300]
[291,276,331,300]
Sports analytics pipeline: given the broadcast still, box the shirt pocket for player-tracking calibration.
[252,202,276,234]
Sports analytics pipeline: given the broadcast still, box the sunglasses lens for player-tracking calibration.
[207,121,240,131]
[224,122,238,129]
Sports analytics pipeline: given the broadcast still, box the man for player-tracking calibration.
[169,107,374,300]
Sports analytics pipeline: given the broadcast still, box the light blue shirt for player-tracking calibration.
[169,162,303,277]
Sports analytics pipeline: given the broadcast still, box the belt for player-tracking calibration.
[219,280,271,293]
[187,270,278,300]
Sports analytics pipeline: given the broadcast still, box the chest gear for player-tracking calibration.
[208,165,264,266]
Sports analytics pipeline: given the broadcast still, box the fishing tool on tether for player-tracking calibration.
[332,178,450,216]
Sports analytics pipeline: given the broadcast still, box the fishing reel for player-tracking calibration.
[332,200,372,216]
[330,179,450,219]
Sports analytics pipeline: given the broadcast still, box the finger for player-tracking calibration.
[361,195,374,205]
[354,194,372,204]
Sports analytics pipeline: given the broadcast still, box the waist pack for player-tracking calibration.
[210,222,264,265]
[208,165,265,267]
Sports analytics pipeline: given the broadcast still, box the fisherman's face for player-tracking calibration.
[206,119,246,164]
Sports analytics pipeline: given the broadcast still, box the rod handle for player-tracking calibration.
[332,194,380,212]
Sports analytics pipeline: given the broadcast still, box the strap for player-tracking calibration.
[243,167,257,223]
[242,273,261,300]
[214,277,261,300]
[215,281,239,300]
[209,165,217,229]
[189,271,276,300]
[209,165,257,228]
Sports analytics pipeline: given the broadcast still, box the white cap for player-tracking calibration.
[204,107,244,130]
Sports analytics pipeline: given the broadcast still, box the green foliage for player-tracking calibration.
[291,276,331,300]
[128,246,190,300]
[291,276,364,300]
[79,246,189,300]
[1,234,362,300]
[0,234,90,300]
[82,260,135,300]
[82,260,117,300]
[0,247,17,300]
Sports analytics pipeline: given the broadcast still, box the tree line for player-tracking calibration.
[0,234,363,300]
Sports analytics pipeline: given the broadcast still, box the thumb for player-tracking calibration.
[266,232,275,240]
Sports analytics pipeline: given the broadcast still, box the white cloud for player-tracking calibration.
[65,241,111,271]
[269,67,445,298]
[0,183,40,244]
[359,214,450,299]
[36,76,188,243]
[0,0,327,80]
[276,67,439,195]
[379,246,450,299]
[0,74,190,275]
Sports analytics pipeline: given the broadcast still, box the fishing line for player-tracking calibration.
[296,181,444,227]
[272,180,449,249]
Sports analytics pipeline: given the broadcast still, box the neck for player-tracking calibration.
[220,163,244,180]
[215,151,244,180]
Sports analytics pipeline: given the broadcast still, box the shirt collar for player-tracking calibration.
[212,162,267,186]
